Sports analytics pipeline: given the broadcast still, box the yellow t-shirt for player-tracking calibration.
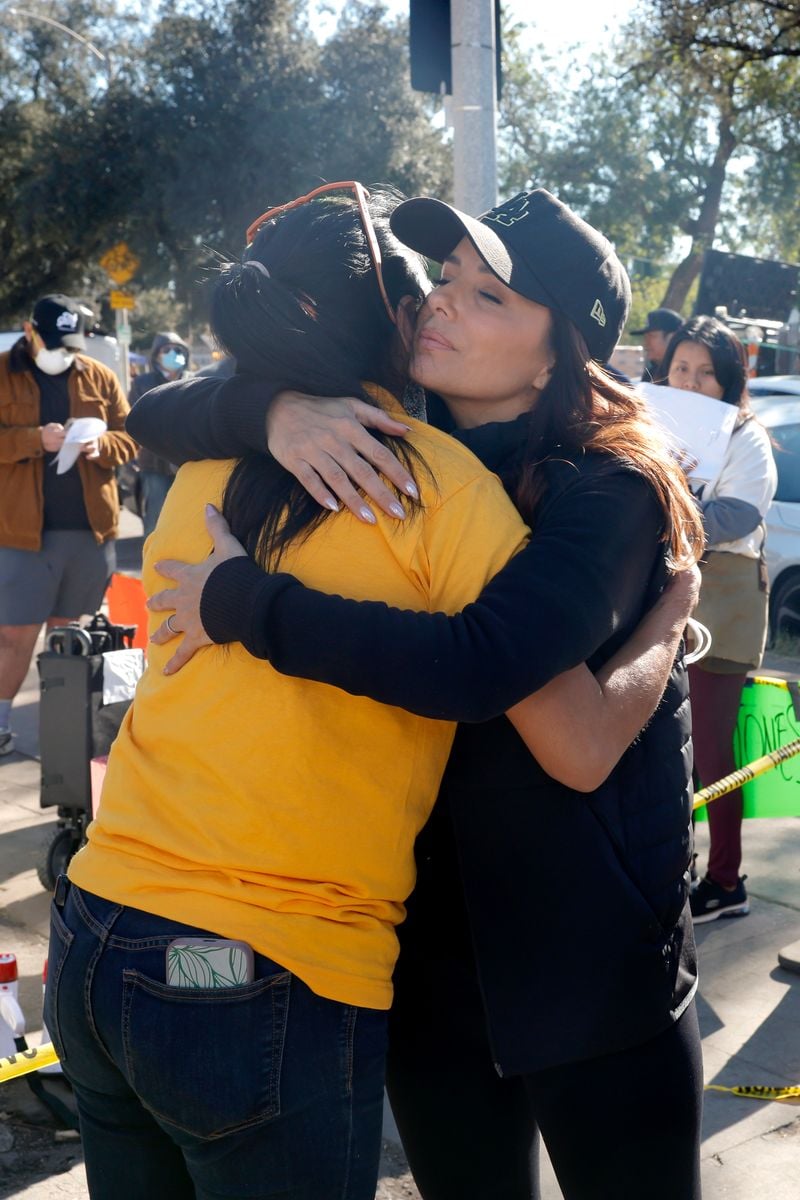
[70,401,528,1009]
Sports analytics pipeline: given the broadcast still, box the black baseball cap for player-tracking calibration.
[31,294,87,350]
[631,308,683,336]
[390,189,631,362]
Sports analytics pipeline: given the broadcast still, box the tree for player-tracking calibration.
[629,2,800,310]
[653,1,800,60]
[314,2,450,198]
[496,3,800,319]
[0,0,451,326]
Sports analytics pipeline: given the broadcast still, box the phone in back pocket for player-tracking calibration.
[166,937,255,989]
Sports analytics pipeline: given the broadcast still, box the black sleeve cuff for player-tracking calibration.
[199,556,298,659]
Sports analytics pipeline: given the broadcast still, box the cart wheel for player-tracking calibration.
[37,827,81,892]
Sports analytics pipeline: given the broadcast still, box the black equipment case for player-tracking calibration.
[36,614,138,888]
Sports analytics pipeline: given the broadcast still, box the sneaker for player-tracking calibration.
[690,874,749,924]
[0,728,14,757]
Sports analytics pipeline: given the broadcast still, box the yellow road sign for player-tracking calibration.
[110,290,135,310]
[100,242,140,285]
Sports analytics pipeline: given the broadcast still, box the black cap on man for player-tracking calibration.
[31,295,87,350]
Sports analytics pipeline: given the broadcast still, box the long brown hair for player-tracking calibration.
[517,314,704,568]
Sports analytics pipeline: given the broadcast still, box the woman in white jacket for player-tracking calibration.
[662,316,777,923]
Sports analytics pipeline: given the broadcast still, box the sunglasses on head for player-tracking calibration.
[245,181,397,325]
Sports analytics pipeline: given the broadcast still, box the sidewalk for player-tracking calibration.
[1,626,798,1195]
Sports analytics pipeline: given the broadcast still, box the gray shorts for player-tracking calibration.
[0,530,117,626]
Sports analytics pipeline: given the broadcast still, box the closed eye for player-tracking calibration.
[479,290,502,305]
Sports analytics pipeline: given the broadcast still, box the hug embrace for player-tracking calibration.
[48,180,704,1200]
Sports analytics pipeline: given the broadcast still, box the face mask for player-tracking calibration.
[159,349,187,372]
[35,347,75,375]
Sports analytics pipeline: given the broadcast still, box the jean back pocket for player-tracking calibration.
[122,968,291,1139]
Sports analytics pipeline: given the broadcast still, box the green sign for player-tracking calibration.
[696,676,800,821]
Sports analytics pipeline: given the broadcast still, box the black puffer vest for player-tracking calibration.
[401,433,697,1077]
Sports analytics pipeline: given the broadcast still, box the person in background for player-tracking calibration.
[128,331,191,536]
[0,294,136,756]
[633,306,683,380]
[661,316,777,923]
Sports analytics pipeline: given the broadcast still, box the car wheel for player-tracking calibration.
[770,571,800,645]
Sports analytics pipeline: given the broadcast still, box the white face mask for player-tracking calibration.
[35,347,75,375]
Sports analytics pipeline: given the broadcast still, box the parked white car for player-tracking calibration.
[749,375,800,401]
[751,397,800,641]
[0,331,23,353]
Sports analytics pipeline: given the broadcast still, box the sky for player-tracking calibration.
[311,0,638,56]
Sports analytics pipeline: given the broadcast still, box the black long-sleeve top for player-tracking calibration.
[129,379,664,719]
[128,374,696,1075]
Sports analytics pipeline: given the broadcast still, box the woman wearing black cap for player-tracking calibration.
[135,189,705,1199]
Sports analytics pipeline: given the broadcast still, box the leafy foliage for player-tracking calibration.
[2,0,796,336]
[0,0,449,326]
[652,0,800,60]
[499,3,800,320]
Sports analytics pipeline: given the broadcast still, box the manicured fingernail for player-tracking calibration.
[404,481,419,499]
[389,502,406,519]
[205,504,216,516]
[323,497,340,512]
[359,506,377,524]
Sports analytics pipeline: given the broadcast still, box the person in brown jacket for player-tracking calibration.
[0,294,137,755]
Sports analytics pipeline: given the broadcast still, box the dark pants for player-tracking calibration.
[689,664,748,888]
[140,471,173,538]
[45,880,387,1200]
[387,911,703,1200]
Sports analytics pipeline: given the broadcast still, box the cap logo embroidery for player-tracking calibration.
[485,194,531,229]
[590,299,606,327]
[56,311,79,331]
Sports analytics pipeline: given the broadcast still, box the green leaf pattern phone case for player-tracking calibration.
[166,938,255,988]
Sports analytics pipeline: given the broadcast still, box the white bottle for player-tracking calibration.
[0,953,25,1060]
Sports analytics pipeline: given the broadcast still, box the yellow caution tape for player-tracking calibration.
[693,737,800,810]
[706,1084,800,1102]
[0,1042,60,1083]
[749,675,793,694]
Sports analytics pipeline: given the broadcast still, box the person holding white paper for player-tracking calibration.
[0,295,137,756]
[660,316,777,923]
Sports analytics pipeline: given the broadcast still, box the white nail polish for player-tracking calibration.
[323,497,340,511]
[389,502,406,519]
[359,506,377,524]
[405,481,419,499]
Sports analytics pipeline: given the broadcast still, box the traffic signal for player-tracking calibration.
[409,0,502,100]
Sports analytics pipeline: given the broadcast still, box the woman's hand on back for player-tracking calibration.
[267,390,419,522]
[148,505,247,674]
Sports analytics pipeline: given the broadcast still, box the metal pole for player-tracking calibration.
[451,0,498,215]
[115,308,131,396]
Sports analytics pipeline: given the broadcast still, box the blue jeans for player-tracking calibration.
[140,471,173,538]
[45,879,387,1200]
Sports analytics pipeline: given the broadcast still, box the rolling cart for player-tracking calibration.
[36,614,138,890]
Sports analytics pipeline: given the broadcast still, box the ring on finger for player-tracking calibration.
[165,614,179,636]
